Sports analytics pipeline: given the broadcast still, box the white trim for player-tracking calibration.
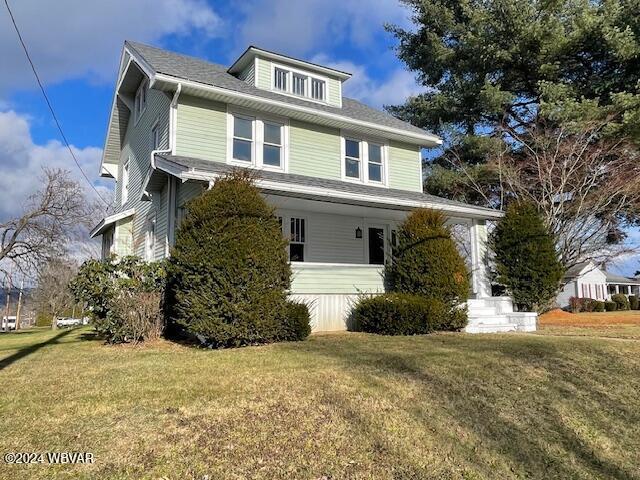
[226,106,289,172]
[152,73,441,146]
[90,208,135,238]
[270,61,330,105]
[121,156,130,206]
[133,78,148,125]
[340,132,389,187]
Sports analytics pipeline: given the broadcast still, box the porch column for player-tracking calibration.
[616,285,620,294]
[470,219,491,298]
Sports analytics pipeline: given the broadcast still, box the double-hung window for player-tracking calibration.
[343,137,386,185]
[311,78,325,101]
[344,139,361,179]
[134,80,147,123]
[230,113,285,170]
[121,157,130,205]
[289,217,306,262]
[232,115,254,163]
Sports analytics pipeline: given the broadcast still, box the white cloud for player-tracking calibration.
[236,0,411,56]
[0,0,223,93]
[0,110,111,222]
[310,55,422,108]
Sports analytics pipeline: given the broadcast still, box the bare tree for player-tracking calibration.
[443,121,640,269]
[31,258,77,329]
[0,168,96,276]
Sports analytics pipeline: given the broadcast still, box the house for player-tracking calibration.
[90,41,537,333]
[556,261,640,308]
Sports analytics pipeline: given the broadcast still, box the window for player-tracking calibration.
[293,73,306,96]
[151,122,160,150]
[263,121,283,167]
[344,138,361,179]
[145,216,156,261]
[289,217,305,262]
[121,157,130,205]
[368,143,383,183]
[274,68,288,91]
[134,80,147,122]
[232,115,254,162]
[311,78,325,101]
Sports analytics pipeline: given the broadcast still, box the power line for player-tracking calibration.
[3,0,111,209]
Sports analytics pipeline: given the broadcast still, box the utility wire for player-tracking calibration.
[3,0,111,209]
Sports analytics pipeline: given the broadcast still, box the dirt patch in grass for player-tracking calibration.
[540,309,640,326]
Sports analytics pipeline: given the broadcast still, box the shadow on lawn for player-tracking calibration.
[293,334,640,479]
[0,328,75,372]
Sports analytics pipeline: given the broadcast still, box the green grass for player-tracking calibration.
[1,326,639,479]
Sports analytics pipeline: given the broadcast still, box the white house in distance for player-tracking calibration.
[91,41,537,333]
[556,261,640,308]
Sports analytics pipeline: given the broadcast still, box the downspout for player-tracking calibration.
[150,82,182,169]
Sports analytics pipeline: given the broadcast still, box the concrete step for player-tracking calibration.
[465,323,518,333]
[468,316,514,326]
[468,306,497,316]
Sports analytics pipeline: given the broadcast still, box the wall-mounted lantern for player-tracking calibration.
[355,227,362,239]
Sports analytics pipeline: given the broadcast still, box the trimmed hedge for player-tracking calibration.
[611,293,630,311]
[605,301,617,312]
[593,301,605,312]
[278,301,312,341]
[351,293,467,335]
[629,295,639,310]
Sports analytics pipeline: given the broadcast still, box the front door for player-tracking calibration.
[368,227,385,265]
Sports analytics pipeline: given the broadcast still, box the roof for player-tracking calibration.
[605,271,640,285]
[124,41,434,140]
[152,154,504,219]
[564,261,592,279]
[89,208,135,238]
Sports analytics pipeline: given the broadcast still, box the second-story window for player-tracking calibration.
[232,115,254,162]
[311,78,325,101]
[368,143,383,183]
[151,121,160,150]
[263,121,283,167]
[344,138,361,179]
[134,80,147,123]
[121,157,130,205]
[274,68,288,91]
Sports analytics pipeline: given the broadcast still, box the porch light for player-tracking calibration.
[355,227,362,239]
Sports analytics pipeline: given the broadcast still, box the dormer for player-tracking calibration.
[228,46,351,108]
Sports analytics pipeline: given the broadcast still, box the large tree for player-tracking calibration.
[388,0,640,267]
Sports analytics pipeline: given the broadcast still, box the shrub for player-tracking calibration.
[568,296,582,313]
[605,301,617,312]
[629,295,639,310]
[490,202,564,312]
[69,256,166,343]
[386,209,469,325]
[593,301,605,312]
[611,293,630,311]
[350,293,456,335]
[167,170,296,348]
[277,301,311,341]
[581,298,597,313]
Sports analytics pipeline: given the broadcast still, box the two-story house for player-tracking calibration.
[91,41,537,333]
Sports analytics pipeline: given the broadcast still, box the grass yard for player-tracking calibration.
[539,309,640,339]
[1,326,639,479]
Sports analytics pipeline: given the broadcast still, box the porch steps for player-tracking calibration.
[465,296,534,333]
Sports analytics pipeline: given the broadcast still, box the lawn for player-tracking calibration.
[1,326,639,479]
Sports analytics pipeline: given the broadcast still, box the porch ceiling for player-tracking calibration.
[153,154,504,220]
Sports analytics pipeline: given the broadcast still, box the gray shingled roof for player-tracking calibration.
[156,154,503,217]
[605,271,640,284]
[126,41,433,138]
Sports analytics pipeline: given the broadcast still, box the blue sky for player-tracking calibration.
[0,0,638,275]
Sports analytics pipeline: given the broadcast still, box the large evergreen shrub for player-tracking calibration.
[490,202,564,312]
[611,293,630,311]
[387,209,470,308]
[167,170,309,347]
[629,295,639,310]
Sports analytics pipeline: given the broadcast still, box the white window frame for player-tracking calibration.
[310,77,326,101]
[270,62,329,104]
[134,79,148,124]
[151,119,161,150]
[121,156,130,205]
[283,215,307,263]
[340,132,389,186]
[226,107,289,172]
[145,214,156,261]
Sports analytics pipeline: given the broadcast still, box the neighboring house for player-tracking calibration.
[556,261,640,308]
[91,41,536,333]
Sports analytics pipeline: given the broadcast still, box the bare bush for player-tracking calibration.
[110,291,164,345]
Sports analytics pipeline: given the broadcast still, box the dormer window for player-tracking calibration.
[311,78,325,101]
[271,63,327,103]
[134,79,147,123]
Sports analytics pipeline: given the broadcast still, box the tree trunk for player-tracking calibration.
[51,313,57,330]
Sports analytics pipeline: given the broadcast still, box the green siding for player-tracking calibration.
[388,141,422,192]
[256,57,271,90]
[175,95,227,162]
[291,265,384,294]
[288,120,341,179]
[116,88,171,260]
[238,60,255,85]
[114,217,133,257]
[177,180,205,206]
[326,77,341,107]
